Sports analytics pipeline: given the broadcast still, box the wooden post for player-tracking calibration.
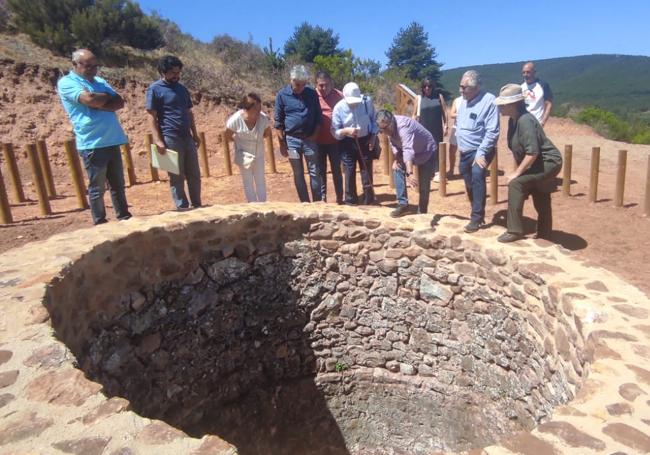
[380,133,390,176]
[36,140,56,198]
[145,133,159,182]
[589,147,600,203]
[198,132,210,177]
[264,134,277,174]
[388,148,395,188]
[2,143,26,203]
[489,148,498,205]
[25,143,51,216]
[562,144,572,197]
[614,149,627,207]
[64,139,89,209]
[221,132,233,176]
[643,155,650,216]
[0,164,12,224]
[439,142,447,197]
[119,143,137,187]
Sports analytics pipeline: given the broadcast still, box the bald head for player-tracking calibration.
[522,62,536,84]
[71,49,99,81]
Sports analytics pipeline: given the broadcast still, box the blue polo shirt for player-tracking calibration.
[274,85,322,137]
[145,79,193,138]
[57,72,127,151]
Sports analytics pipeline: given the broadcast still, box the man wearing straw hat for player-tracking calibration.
[57,48,132,225]
[455,70,500,233]
[494,83,562,242]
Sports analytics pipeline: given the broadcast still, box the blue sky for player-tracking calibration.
[137,0,649,70]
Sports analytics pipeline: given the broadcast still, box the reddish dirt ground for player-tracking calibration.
[1,116,649,297]
[0,60,648,296]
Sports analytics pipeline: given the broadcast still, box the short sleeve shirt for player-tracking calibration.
[57,71,127,151]
[521,79,553,123]
[145,79,193,138]
[507,113,562,173]
[226,111,269,165]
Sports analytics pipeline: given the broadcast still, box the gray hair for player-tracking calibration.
[462,70,481,87]
[72,49,92,64]
[375,109,394,126]
[290,64,310,81]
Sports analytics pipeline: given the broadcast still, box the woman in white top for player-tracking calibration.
[225,93,271,202]
[446,95,463,177]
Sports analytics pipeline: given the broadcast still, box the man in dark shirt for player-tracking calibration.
[274,65,323,202]
[146,55,202,210]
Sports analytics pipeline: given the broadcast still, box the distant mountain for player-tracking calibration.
[440,54,650,115]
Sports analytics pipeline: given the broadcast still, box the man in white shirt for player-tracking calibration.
[521,62,553,127]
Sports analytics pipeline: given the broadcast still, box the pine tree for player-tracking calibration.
[386,22,443,85]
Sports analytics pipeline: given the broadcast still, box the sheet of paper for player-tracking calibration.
[151,144,180,175]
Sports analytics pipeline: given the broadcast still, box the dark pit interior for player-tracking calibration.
[45,212,587,454]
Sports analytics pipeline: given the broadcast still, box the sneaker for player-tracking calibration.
[463,220,484,233]
[390,205,410,218]
[94,218,108,226]
[117,212,132,221]
[498,232,524,243]
[432,172,440,183]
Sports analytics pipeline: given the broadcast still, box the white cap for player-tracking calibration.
[342,82,363,104]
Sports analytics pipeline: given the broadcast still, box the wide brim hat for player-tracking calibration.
[494,83,525,105]
[343,82,363,104]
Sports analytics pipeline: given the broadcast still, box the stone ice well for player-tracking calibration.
[1,203,649,455]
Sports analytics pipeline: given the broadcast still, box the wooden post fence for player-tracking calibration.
[380,133,390,176]
[2,143,25,203]
[439,142,447,197]
[0,164,12,224]
[221,132,233,176]
[145,133,159,182]
[589,146,600,203]
[264,134,277,174]
[643,155,650,216]
[489,148,498,205]
[120,143,137,187]
[36,140,56,198]
[25,143,51,216]
[562,144,572,197]
[64,139,89,209]
[614,149,627,208]
[198,132,210,177]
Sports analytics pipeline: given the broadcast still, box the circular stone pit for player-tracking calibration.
[1,203,649,455]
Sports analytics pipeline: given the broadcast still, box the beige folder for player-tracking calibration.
[151,144,180,174]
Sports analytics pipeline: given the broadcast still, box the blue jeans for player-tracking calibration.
[317,142,343,204]
[286,136,322,202]
[164,135,201,208]
[459,149,495,223]
[340,136,374,205]
[393,152,436,214]
[80,145,131,224]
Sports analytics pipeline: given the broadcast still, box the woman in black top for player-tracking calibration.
[415,78,447,179]
[494,84,562,243]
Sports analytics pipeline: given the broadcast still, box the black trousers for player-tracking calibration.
[507,161,561,236]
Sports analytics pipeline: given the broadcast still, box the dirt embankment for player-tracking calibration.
[0,59,649,297]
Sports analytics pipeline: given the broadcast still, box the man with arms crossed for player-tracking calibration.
[57,48,132,225]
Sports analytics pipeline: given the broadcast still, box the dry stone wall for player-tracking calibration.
[47,211,583,454]
[0,203,649,455]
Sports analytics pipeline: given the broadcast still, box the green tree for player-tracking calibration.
[7,0,91,54]
[7,0,163,56]
[386,22,443,84]
[284,22,341,63]
[313,50,355,87]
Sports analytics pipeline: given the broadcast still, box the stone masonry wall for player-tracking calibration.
[45,211,586,454]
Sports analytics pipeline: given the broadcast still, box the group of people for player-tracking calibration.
[57,49,561,243]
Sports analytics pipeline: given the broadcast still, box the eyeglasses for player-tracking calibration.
[78,63,99,69]
[459,85,473,91]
